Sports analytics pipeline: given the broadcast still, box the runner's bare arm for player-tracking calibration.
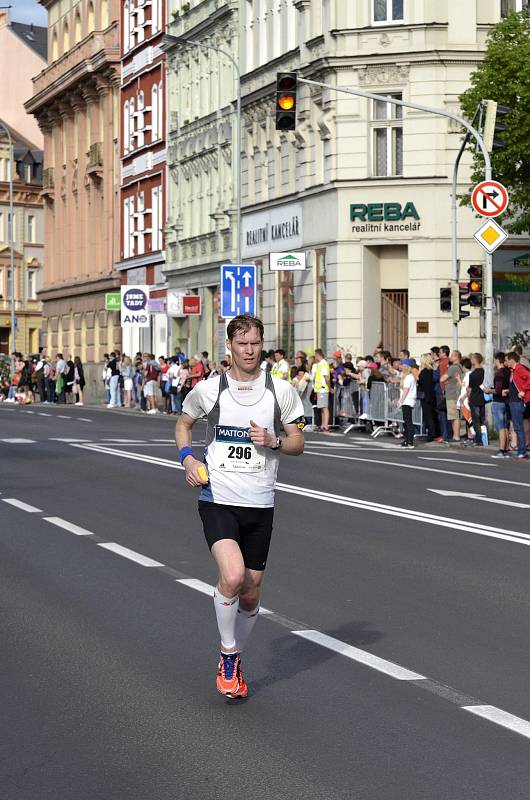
[175,413,207,487]
[248,419,304,456]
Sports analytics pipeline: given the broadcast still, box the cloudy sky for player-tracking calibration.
[8,0,48,26]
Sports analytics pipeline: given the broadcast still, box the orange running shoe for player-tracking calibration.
[216,652,240,697]
[232,659,248,699]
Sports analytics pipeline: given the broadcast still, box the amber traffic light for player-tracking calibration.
[276,72,297,131]
[467,265,483,307]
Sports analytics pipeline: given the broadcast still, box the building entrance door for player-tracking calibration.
[0,327,9,355]
[381,290,408,354]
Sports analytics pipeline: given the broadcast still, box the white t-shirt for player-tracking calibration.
[271,358,290,380]
[401,373,417,407]
[183,371,304,507]
[167,362,181,387]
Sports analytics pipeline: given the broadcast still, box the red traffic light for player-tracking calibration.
[277,74,297,92]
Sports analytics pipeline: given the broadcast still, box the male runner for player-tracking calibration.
[175,314,304,698]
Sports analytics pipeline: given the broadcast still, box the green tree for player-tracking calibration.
[460,11,530,234]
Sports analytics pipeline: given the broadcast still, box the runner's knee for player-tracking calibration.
[218,571,245,597]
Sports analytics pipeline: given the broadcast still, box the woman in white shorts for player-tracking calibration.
[121,356,134,407]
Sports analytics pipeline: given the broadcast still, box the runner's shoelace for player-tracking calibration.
[222,654,237,680]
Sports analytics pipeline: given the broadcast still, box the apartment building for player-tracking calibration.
[165,0,529,358]
[117,0,167,358]
[25,0,121,372]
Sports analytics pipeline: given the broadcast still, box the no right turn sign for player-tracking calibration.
[471,180,509,217]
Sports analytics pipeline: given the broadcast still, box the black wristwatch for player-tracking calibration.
[271,436,282,450]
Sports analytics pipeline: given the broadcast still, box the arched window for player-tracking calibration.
[74,11,82,43]
[51,29,58,61]
[101,0,109,28]
[136,91,145,147]
[63,21,70,53]
[128,96,135,151]
[123,100,130,154]
[158,81,163,140]
[151,84,159,141]
[87,1,95,32]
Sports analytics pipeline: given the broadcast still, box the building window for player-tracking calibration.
[129,97,136,151]
[25,163,33,183]
[75,11,82,43]
[151,0,160,33]
[151,84,159,141]
[137,192,145,254]
[501,0,529,14]
[151,185,163,250]
[63,21,70,52]
[136,91,145,148]
[123,100,130,154]
[371,94,403,176]
[27,215,36,243]
[7,268,13,301]
[88,1,95,32]
[27,269,37,300]
[123,198,130,258]
[8,212,16,243]
[373,0,403,24]
[158,81,163,139]
[51,30,58,61]
[128,196,135,255]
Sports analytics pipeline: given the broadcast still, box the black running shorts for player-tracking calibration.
[198,501,274,571]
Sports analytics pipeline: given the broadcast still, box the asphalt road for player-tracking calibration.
[1,403,529,799]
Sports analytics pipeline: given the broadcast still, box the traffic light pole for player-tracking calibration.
[298,78,494,380]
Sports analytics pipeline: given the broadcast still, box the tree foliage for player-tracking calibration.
[460,11,530,234]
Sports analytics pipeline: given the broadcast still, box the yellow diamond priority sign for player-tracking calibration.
[474,219,508,254]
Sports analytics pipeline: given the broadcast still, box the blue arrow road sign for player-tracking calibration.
[220,264,256,318]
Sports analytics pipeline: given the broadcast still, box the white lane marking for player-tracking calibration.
[38,412,52,416]
[419,457,497,467]
[176,578,273,614]
[24,410,35,414]
[43,517,94,536]
[73,444,530,548]
[102,438,147,443]
[301,449,530,489]
[1,438,37,443]
[49,438,92,442]
[293,630,426,681]
[78,418,92,422]
[97,542,164,567]
[2,498,43,513]
[57,415,71,419]
[428,489,530,509]
[463,706,530,740]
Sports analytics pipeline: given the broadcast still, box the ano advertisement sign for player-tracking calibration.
[121,285,150,328]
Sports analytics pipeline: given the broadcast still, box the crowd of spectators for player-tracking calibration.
[1,342,528,458]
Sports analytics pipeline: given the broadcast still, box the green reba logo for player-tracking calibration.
[277,253,302,268]
[350,202,420,222]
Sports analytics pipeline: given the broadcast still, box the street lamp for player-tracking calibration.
[0,119,16,375]
[162,32,242,264]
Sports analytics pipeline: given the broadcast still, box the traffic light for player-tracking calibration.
[467,265,483,307]
[440,287,452,313]
[483,99,510,152]
[458,286,471,320]
[275,72,297,131]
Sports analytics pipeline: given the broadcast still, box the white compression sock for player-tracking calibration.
[235,605,260,652]
[213,589,239,651]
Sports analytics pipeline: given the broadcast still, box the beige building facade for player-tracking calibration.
[166,0,528,359]
[25,0,121,376]
[0,11,47,355]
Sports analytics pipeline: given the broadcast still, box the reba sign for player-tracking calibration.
[121,285,150,327]
[350,202,421,233]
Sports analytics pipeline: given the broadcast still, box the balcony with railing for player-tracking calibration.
[86,142,104,178]
[40,166,54,199]
[25,23,120,115]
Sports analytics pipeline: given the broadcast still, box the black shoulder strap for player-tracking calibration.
[265,372,282,437]
[205,373,228,446]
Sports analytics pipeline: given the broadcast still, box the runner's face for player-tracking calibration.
[227,327,263,373]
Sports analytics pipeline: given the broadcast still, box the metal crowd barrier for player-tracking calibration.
[332,379,424,439]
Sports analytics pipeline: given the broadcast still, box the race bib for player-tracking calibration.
[213,425,265,473]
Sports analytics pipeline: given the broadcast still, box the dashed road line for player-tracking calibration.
[293,630,426,681]
[38,412,52,416]
[49,438,92,443]
[463,706,530,740]
[2,498,42,513]
[419,457,497,467]
[1,438,37,444]
[43,517,95,536]
[3,496,530,742]
[97,542,164,567]
[77,418,92,422]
